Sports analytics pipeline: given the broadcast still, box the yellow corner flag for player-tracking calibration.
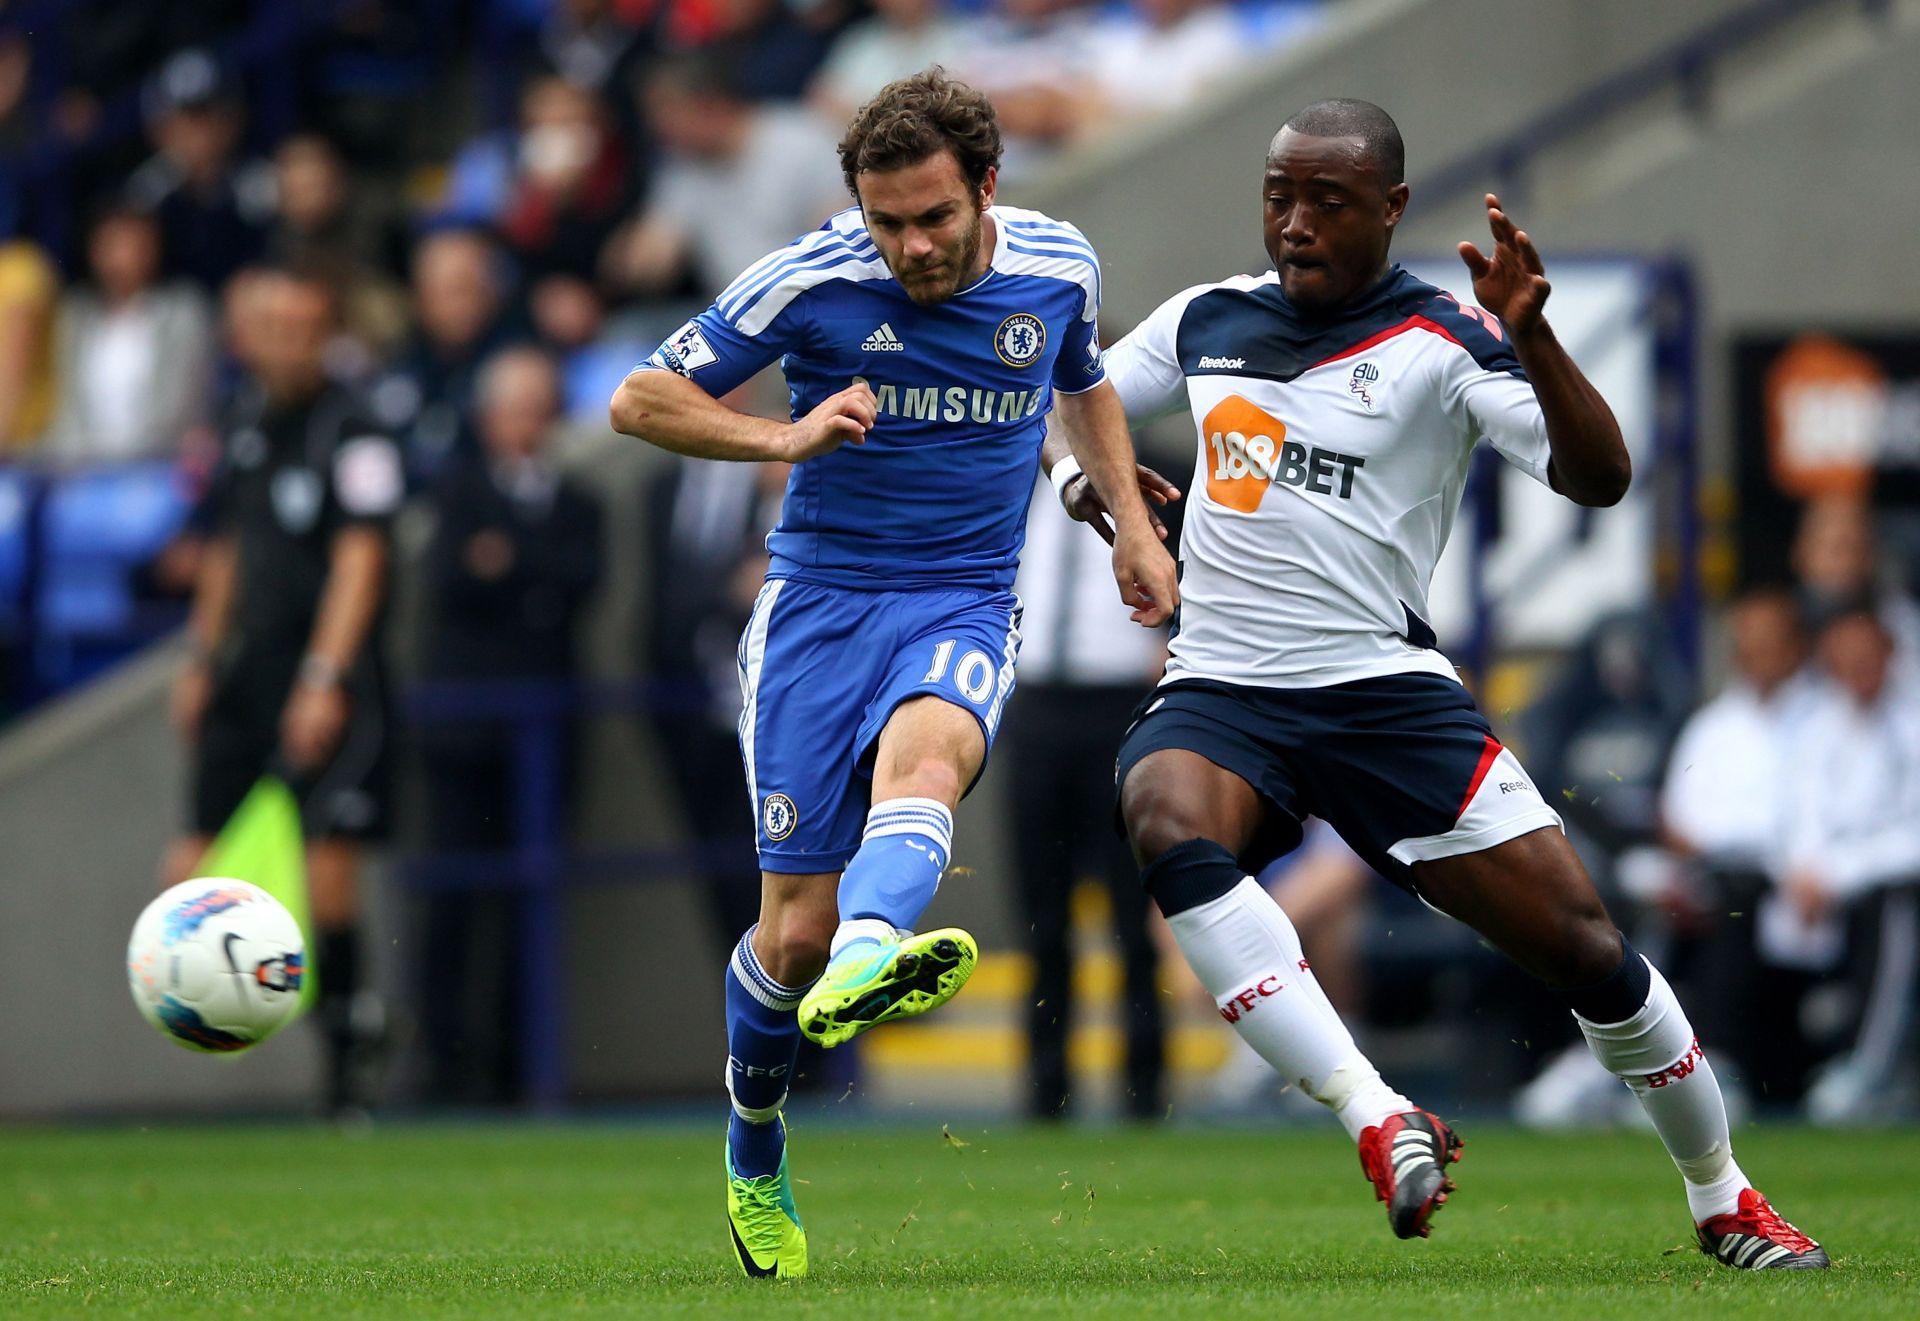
[196,776,316,1012]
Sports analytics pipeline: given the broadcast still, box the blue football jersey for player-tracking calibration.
[640,205,1105,590]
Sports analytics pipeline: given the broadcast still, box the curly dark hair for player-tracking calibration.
[837,67,1003,200]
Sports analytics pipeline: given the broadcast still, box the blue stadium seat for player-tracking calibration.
[0,466,36,636]
[33,462,192,691]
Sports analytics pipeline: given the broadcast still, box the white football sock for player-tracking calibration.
[1575,958,1748,1221]
[1166,877,1411,1140]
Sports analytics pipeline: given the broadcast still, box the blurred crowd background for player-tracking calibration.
[1,0,1917,1127]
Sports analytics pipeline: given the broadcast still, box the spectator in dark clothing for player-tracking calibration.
[123,49,273,293]
[1523,608,1693,887]
[642,454,783,946]
[661,0,851,102]
[266,135,408,360]
[1003,476,1166,1121]
[415,344,604,1104]
[369,228,514,483]
[497,77,637,354]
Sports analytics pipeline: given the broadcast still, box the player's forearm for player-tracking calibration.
[304,528,387,677]
[186,536,237,659]
[1515,321,1632,507]
[610,368,793,462]
[1053,383,1155,538]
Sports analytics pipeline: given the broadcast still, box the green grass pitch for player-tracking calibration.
[4,1121,1914,1317]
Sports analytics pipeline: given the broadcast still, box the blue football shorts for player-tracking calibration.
[736,578,1023,873]
[1114,673,1563,891]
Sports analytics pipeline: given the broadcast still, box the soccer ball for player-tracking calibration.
[126,879,306,1053]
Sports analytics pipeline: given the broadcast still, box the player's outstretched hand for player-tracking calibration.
[780,382,876,461]
[1114,527,1179,627]
[1457,193,1550,336]
[1065,463,1181,546]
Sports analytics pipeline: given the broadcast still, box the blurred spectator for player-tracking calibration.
[416,345,604,1104]
[1774,604,1920,1122]
[165,266,404,1114]
[534,0,657,107]
[370,229,515,482]
[609,55,842,302]
[808,0,966,121]
[301,0,450,170]
[1084,1,1255,119]
[124,49,274,292]
[1522,608,1692,887]
[0,32,31,157]
[673,0,852,103]
[1662,588,1814,886]
[1650,587,1819,1106]
[0,237,58,451]
[1003,477,1166,1120]
[43,4,253,150]
[44,206,213,465]
[1082,1,1323,123]
[952,0,1099,172]
[643,452,783,949]
[498,77,638,350]
[266,135,409,360]
[1791,493,1920,671]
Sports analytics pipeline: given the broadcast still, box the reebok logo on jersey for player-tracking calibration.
[1202,396,1366,513]
[861,323,907,352]
[1198,355,1246,370]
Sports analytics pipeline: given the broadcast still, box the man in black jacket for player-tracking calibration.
[417,344,603,1103]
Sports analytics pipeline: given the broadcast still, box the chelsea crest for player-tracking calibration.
[994,313,1046,368]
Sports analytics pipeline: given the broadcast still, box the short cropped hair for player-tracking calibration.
[837,67,1003,199]
[1280,98,1405,188]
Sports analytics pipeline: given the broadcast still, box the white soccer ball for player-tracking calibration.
[126,879,306,1053]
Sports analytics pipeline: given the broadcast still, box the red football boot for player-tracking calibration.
[1696,1188,1830,1270]
[1357,1109,1463,1239]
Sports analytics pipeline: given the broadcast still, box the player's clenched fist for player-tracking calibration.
[779,382,877,462]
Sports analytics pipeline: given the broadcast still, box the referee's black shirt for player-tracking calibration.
[210,380,404,662]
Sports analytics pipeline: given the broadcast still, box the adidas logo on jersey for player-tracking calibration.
[861,323,907,352]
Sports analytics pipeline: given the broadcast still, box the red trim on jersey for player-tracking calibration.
[1311,315,1467,371]
[1456,735,1503,820]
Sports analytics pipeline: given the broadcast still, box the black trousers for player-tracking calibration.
[1690,870,1919,1108]
[1003,683,1164,1119]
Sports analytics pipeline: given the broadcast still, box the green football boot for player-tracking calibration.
[725,1128,807,1279]
[797,927,978,1048]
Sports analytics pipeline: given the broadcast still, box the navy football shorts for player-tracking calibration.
[736,577,1023,873]
[1114,673,1562,889]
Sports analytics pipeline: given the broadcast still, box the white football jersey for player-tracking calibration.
[1105,266,1554,689]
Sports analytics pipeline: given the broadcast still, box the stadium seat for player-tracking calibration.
[33,463,192,692]
[0,466,37,636]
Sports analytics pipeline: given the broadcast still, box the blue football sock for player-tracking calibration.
[837,797,954,930]
[725,927,809,1179]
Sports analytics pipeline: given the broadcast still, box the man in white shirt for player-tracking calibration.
[1777,603,1920,1123]
[1046,98,1827,1268]
[1656,587,1819,1104]
[612,56,844,302]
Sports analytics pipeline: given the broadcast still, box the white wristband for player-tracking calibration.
[1049,455,1085,507]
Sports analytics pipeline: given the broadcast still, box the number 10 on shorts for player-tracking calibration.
[924,639,998,705]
